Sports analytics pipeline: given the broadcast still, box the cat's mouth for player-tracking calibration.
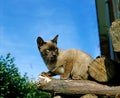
[47,56,57,63]
[50,57,56,61]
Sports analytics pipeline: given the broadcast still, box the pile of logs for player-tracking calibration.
[38,56,120,98]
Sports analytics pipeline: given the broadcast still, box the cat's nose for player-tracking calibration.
[52,52,56,56]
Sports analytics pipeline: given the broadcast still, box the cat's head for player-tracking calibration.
[37,35,59,64]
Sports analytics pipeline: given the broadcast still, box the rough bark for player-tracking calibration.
[38,76,120,97]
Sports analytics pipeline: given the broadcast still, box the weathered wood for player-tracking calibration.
[110,19,120,62]
[37,76,120,97]
[80,94,98,98]
[88,56,116,82]
[115,93,120,98]
[110,19,120,52]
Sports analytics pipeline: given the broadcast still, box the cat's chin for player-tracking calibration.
[46,57,57,64]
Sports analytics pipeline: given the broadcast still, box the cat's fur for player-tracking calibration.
[37,35,93,80]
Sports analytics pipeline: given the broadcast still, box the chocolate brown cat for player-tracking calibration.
[37,35,93,80]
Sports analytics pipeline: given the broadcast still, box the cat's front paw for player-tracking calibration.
[41,72,51,77]
[72,74,83,80]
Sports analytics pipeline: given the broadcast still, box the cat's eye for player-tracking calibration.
[46,49,50,52]
[55,48,58,52]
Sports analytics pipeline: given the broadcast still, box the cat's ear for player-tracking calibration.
[51,35,59,44]
[37,37,45,48]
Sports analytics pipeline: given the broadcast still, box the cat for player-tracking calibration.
[37,35,93,80]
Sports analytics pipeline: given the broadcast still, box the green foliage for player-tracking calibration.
[0,53,51,98]
[26,81,51,98]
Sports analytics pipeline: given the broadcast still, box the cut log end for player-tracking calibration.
[89,56,116,82]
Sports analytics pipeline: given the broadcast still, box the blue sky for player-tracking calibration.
[0,0,100,81]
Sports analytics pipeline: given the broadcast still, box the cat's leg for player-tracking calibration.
[60,70,70,80]
[60,61,73,80]
[71,63,89,80]
[71,74,83,80]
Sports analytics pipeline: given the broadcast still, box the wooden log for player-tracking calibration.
[109,19,120,52]
[88,56,116,82]
[80,94,98,98]
[37,76,120,97]
[109,19,120,61]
